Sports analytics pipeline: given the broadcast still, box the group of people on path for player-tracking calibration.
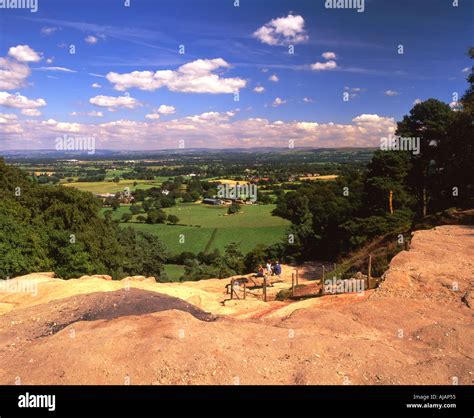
[256,260,282,278]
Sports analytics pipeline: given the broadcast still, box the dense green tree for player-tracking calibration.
[460,47,474,114]
[174,251,197,264]
[142,199,152,212]
[258,193,273,204]
[220,242,245,275]
[197,249,220,265]
[146,209,167,224]
[181,192,195,203]
[121,213,133,223]
[167,214,180,224]
[244,244,268,272]
[439,48,474,208]
[396,99,453,216]
[227,202,241,215]
[159,195,176,208]
[182,260,220,281]
[111,199,120,210]
[363,151,413,215]
[0,159,166,280]
[129,205,141,215]
[181,243,245,280]
[0,200,51,278]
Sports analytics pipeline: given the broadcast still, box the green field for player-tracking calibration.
[104,169,132,180]
[100,205,133,218]
[104,203,290,255]
[64,179,163,194]
[161,264,185,282]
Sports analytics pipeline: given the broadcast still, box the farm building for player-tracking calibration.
[96,193,116,200]
[202,198,224,205]
[96,191,134,204]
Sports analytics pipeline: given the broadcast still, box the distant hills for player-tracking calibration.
[1,147,376,161]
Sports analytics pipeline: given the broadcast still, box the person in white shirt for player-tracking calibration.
[266,260,272,276]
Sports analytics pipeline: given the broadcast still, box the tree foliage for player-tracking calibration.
[0,161,166,279]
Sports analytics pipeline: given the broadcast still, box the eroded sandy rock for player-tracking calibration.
[78,275,112,281]
[0,225,472,385]
[462,290,473,308]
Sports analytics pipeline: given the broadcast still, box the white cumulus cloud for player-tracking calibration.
[0,113,22,134]
[272,97,286,107]
[0,112,397,150]
[322,51,337,60]
[106,58,246,94]
[157,105,176,115]
[0,58,31,90]
[42,119,82,132]
[89,95,141,109]
[0,91,47,109]
[311,60,337,71]
[8,45,42,63]
[21,108,42,116]
[0,113,17,123]
[253,14,308,46]
[85,35,98,44]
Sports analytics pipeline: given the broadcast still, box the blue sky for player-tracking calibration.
[0,0,472,150]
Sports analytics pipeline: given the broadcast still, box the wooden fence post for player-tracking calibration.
[367,255,372,290]
[292,272,295,296]
[230,279,234,300]
[321,265,325,295]
[296,269,299,286]
[263,276,267,302]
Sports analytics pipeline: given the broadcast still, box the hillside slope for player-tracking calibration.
[0,225,472,385]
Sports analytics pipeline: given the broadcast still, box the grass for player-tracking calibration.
[63,179,162,194]
[204,228,218,253]
[299,175,339,181]
[161,264,185,282]
[59,177,80,183]
[100,205,132,219]
[207,178,250,185]
[132,223,215,254]
[63,171,174,194]
[154,176,175,183]
[104,169,132,180]
[163,203,287,228]
[105,202,290,255]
